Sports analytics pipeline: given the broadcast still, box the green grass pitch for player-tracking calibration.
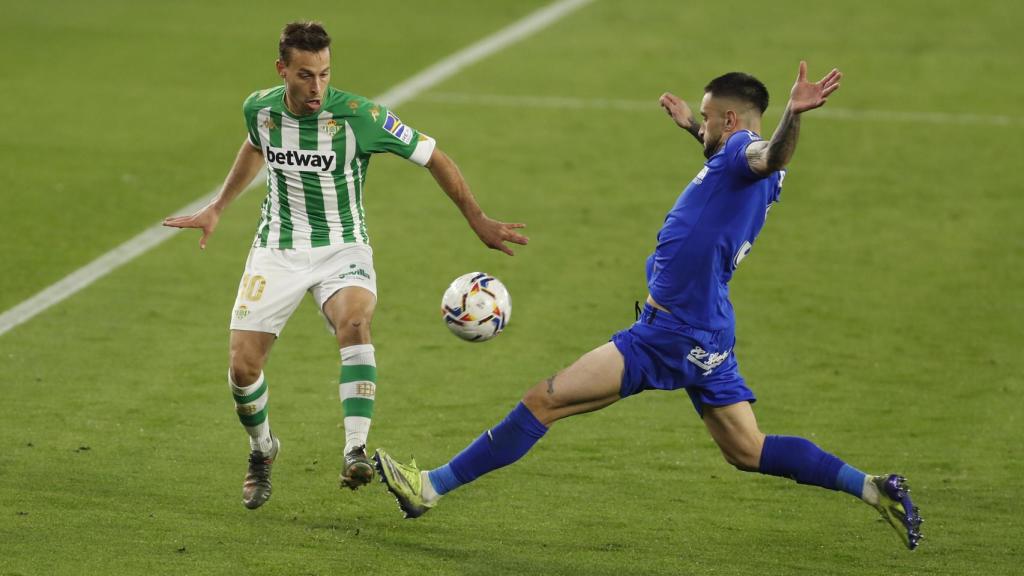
[2,1,1023,574]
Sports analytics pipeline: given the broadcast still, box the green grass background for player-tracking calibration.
[1,1,1022,574]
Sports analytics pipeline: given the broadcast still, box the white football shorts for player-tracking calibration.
[229,243,377,336]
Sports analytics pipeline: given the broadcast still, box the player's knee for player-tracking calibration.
[229,355,262,387]
[717,435,765,472]
[521,384,562,423]
[721,449,759,472]
[335,312,373,344]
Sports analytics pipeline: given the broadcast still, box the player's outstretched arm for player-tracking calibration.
[747,61,842,176]
[162,140,265,249]
[426,147,528,256]
[659,92,703,145]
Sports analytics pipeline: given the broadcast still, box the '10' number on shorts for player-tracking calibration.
[239,275,267,302]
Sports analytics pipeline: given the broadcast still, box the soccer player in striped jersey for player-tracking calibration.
[375,63,924,550]
[163,21,527,510]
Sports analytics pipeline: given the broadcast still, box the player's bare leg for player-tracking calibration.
[701,402,765,471]
[376,342,624,518]
[229,330,280,509]
[323,287,378,489]
[521,342,625,425]
[229,330,275,386]
[702,401,922,549]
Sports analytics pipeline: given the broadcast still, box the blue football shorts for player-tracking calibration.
[610,303,756,416]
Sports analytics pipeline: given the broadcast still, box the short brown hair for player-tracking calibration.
[279,21,331,63]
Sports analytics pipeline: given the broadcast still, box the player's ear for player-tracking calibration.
[724,110,737,130]
[275,59,286,78]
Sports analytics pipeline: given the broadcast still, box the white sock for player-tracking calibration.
[420,470,440,503]
[862,475,881,506]
[339,344,376,454]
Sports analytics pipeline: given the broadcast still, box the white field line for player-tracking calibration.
[0,0,594,338]
[419,91,1024,127]
[375,0,593,107]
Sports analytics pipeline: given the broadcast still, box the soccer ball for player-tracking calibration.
[441,272,511,342]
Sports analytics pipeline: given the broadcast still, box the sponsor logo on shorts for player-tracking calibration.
[264,145,337,173]
[338,264,371,281]
[234,305,250,320]
[687,346,731,376]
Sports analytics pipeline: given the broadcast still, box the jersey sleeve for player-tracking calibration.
[349,102,436,166]
[242,91,262,150]
[723,130,763,180]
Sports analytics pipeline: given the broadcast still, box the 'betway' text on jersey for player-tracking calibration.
[243,85,435,249]
[264,146,337,172]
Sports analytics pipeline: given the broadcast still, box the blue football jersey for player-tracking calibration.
[646,130,784,331]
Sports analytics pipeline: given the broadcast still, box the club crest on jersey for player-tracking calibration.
[264,145,337,173]
[321,119,341,137]
[382,111,414,145]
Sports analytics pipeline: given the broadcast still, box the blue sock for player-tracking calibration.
[835,463,867,498]
[758,435,865,498]
[428,402,548,496]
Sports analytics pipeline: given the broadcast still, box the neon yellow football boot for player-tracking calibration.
[373,449,436,519]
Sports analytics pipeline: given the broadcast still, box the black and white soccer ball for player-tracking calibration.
[441,272,511,342]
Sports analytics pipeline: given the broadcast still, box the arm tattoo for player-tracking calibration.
[546,374,557,395]
[764,106,801,171]
[687,122,703,145]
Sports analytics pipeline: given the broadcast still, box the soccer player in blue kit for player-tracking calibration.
[375,62,923,550]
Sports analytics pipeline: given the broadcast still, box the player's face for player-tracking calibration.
[277,48,331,115]
[699,93,724,159]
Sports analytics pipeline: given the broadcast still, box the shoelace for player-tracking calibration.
[345,447,367,465]
[248,452,272,481]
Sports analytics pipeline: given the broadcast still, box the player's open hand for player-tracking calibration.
[162,204,221,250]
[788,61,842,114]
[472,216,528,256]
[659,92,698,131]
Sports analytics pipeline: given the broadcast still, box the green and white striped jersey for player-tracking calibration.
[243,85,435,248]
